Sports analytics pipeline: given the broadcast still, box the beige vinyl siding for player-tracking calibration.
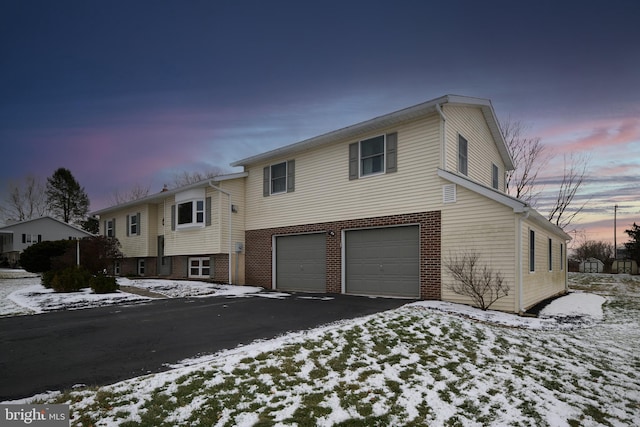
[521,221,567,310]
[440,184,517,312]
[107,205,152,258]
[165,188,220,256]
[444,105,506,190]
[245,115,442,230]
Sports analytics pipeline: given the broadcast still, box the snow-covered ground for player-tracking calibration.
[2,271,639,426]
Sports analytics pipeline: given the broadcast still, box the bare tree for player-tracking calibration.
[502,118,551,205]
[170,168,227,188]
[547,153,590,230]
[444,251,509,311]
[1,175,49,221]
[111,183,150,205]
[573,240,613,262]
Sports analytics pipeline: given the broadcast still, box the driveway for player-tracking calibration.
[0,292,410,401]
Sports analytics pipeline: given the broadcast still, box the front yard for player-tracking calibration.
[3,273,640,426]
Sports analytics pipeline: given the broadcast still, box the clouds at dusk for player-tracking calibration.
[1,0,638,244]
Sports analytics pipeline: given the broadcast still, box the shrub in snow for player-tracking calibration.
[51,267,91,293]
[90,275,118,294]
[20,240,73,273]
[444,251,510,311]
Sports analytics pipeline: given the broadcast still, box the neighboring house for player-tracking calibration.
[91,173,247,283]
[579,258,604,273]
[0,216,94,266]
[93,94,571,313]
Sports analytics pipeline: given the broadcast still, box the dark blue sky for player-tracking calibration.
[1,0,639,241]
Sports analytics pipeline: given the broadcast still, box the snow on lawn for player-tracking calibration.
[8,273,640,426]
[116,277,263,298]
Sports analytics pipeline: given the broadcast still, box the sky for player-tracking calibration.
[1,0,638,247]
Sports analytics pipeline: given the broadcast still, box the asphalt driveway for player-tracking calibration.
[0,292,410,401]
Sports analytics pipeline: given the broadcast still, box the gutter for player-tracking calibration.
[209,181,233,285]
[517,207,531,314]
[435,103,447,169]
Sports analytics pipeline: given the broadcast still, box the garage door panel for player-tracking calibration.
[346,226,419,298]
[276,234,326,292]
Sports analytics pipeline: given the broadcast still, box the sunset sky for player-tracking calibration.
[1,1,638,247]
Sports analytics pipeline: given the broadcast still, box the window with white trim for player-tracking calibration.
[177,200,204,227]
[129,213,138,236]
[189,257,211,278]
[106,219,114,237]
[529,229,535,272]
[270,162,287,194]
[458,135,468,176]
[360,135,385,176]
[560,243,564,271]
[548,238,553,271]
[138,259,145,276]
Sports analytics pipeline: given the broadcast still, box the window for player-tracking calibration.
[127,213,140,236]
[106,219,114,237]
[138,259,145,276]
[114,261,120,276]
[458,135,468,176]
[548,238,553,271]
[360,135,385,176]
[189,257,211,278]
[529,229,535,272]
[22,234,41,245]
[560,243,564,271]
[492,164,499,189]
[177,200,204,227]
[270,162,287,194]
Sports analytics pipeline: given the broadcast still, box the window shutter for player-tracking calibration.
[263,166,270,197]
[126,215,130,236]
[171,205,176,231]
[287,159,295,193]
[349,142,359,180]
[103,220,107,236]
[386,132,397,173]
[22,234,26,244]
[205,197,212,226]
[113,218,116,236]
[137,213,141,235]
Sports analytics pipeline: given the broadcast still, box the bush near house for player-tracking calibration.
[89,274,118,294]
[50,267,91,293]
[20,240,73,273]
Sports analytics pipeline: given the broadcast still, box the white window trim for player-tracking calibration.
[560,243,564,271]
[270,161,288,195]
[529,229,535,273]
[359,134,386,178]
[458,134,468,176]
[548,238,553,272]
[129,213,138,236]
[176,199,205,229]
[189,256,211,278]
[492,163,499,190]
[138,259,145,276]
[106,220,114,238]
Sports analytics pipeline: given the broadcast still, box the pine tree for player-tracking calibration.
[46,168,90,224]
[624,223,640,263]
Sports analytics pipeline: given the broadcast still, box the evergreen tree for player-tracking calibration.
[623,223,640,263]
[46,168,90,224]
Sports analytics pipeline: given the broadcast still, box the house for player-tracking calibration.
[93,94,571,313]
[91,173,247,283]
[579,257,604,273]
[0,216,95,267]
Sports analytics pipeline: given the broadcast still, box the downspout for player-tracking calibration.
[436,103,447,169]
[517,207,531,314]
[209,181,233,285]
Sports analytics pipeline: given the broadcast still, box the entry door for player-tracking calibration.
[157,235,171,276]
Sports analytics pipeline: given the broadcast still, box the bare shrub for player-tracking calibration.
[444,251,509,311]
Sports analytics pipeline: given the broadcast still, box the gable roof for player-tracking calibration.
[231,94,514,170]
[0,216,94,236]
[91,172,248,216]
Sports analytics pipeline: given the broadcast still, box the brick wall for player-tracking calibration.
[245,211,441,299]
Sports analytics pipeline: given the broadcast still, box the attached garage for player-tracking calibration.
[345,225,420,298]
[275,233,326,292]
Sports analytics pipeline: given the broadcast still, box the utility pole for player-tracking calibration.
[614,204,618,260]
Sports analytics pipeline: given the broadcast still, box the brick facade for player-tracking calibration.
[245,211,441,299]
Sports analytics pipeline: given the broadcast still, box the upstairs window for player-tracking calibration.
[178,200,204,227]
[548,238,553,271]
[360,135,385,176]
[529,229,536,272]
[492,164,499,189]
[105,219,115,237]
[458,135,468,176]
[127,213,141,236]
[270,162,287,194]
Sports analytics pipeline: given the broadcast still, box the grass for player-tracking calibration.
[26,273,640,426]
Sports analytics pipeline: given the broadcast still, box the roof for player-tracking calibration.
[91,172,248,216]
[437,169,572,241]
[231,94,514,170]
[0,216,95,236]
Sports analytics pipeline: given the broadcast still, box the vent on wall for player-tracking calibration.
[443,184,457,203]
